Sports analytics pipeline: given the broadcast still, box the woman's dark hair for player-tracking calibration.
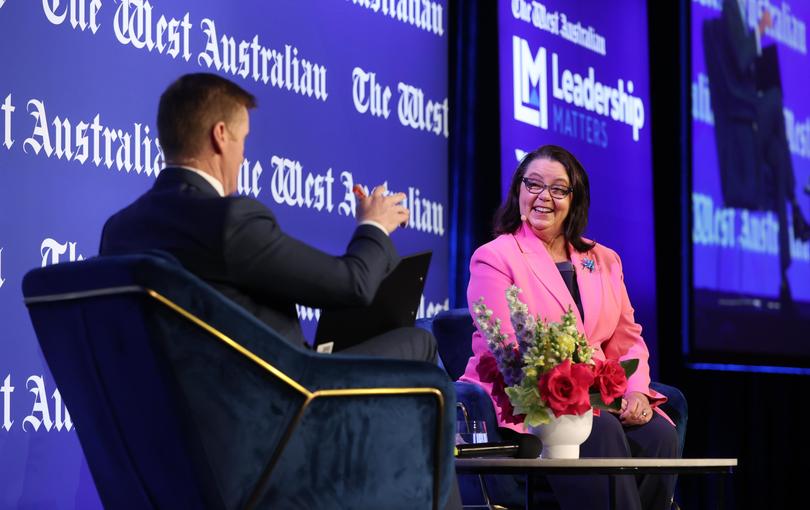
[492,144,595,252]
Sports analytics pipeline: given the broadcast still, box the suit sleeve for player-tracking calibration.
[223,198,400,309]
[721,0,758,78]
[601,251,667,407]
[467,243,518,345]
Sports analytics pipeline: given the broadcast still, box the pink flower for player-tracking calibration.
[538,360,594,417]
[477,352,525,425]
[592,359,628,405]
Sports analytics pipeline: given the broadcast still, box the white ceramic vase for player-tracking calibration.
[529,408,594,459]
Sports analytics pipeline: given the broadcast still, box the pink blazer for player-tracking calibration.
[460,223,671,432]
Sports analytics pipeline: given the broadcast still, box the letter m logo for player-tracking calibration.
[513,36,547,129]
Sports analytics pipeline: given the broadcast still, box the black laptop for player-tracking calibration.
[314,251,432,353]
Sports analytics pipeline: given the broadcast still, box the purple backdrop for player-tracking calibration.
[497,0,658,367]
[0,0,448,507]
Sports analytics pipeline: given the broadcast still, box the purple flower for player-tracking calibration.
[477,352,525,425]
[492,345,524,386]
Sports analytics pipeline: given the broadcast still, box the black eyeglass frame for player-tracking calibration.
[521,177,573,199]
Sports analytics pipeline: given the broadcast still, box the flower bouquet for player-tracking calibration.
[472,286,638,429]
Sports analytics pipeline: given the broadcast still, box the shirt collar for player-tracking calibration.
[174,166,225,197]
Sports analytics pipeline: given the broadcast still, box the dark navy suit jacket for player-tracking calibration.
[100,167,400,347]
[720,0,760,115]
[703,0,793,211]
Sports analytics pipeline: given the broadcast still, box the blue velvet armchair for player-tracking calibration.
[420,308,688,509]
[23,254,456,510]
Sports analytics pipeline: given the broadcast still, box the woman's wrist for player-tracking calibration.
[626,391,650,403]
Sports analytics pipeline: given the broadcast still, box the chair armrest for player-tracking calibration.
[650,381,688,456]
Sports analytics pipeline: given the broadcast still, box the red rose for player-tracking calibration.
[477,352,525,425]
[593,359,628,405]
[538,360,594,417]
[476,352,501,386]
[494,390,524,425]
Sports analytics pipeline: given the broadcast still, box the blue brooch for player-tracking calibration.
[581,258,595,273]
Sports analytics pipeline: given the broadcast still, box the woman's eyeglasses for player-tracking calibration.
[521,178,573,199]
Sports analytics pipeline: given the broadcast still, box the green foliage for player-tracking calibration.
[621,359,639,378]
[473,286,638,429]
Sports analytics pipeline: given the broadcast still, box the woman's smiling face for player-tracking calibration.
[519,158,571,241]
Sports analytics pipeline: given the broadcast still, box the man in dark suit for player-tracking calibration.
[717,0,810,304]
[102,74,464,510]
[100,73,437,362]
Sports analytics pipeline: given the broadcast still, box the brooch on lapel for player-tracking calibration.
[581,258,595,273]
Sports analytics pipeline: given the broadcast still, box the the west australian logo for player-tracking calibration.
[513,36,548,129]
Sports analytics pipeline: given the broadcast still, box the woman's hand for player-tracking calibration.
[618,391,652,426]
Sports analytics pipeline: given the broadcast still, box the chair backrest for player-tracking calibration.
[420,308,476,381]
[23,254,456,510]
[650,382,688,457]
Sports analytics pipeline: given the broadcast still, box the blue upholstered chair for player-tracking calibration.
[23,254,456,510]
[420,308,688,509]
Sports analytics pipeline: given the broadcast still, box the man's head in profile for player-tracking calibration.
[157,73,256,195]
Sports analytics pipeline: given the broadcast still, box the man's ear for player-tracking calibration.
[211,121,227,154]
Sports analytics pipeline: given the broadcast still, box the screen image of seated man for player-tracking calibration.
[99,72,439,362]
[717,0,810,302]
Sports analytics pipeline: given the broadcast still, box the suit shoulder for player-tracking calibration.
[224,194,266,208]
[220,196,283,246]
[471,234,517,264]
[582,242,623,273]
[101,208,123,229]
[223,195,276,219]
[99,202,140,243]
[588,242,620,262]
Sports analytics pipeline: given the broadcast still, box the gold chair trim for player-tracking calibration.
[26,284,446,510]
[145,289,313,398]
[150,289,446,510]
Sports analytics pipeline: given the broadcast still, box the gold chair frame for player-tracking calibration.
[26,285,447,510]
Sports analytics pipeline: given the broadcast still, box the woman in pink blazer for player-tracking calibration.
[460,145,678,510]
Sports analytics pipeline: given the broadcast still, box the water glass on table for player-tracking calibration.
[456,420,488,445]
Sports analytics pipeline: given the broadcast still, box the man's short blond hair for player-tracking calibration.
[157,73,256,161]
